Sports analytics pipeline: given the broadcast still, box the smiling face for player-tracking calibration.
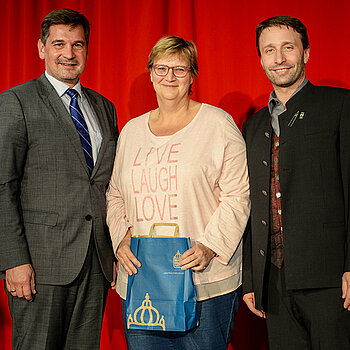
[259,25,309,91]
[38,24,87,87]
[150,54,193,102]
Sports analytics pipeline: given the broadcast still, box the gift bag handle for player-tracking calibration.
[148,223,179,237]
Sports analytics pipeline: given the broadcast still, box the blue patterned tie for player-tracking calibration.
[66,88,94,174]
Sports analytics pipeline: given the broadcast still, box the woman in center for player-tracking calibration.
[106,36,250,349]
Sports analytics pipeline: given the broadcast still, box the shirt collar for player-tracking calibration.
[45,71,83,99]
[268,78,309,114]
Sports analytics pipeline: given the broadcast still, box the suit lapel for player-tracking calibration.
[83,87,109,177]
[37,74,91,176]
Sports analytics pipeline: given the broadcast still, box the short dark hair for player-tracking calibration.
[256,16,309,56]
[41,8,90,47]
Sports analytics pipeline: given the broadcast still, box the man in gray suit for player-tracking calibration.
[0,9,118,349]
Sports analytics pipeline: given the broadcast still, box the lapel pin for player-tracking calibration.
[288,111,299,127]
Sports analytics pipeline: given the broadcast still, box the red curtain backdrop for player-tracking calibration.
[1,0,350,349]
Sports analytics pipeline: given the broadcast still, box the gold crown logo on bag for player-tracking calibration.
[127,293,166,330]
[173,250,182,268]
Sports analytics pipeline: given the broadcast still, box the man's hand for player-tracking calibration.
[6,264,36,301]
[342,271,350,311]
[243,292,266,318]
[179,243,216,271]
[116,229,141,276]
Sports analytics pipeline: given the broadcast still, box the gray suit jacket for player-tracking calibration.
[0,74,118,284]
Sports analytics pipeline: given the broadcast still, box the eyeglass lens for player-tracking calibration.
[153,65,188,77]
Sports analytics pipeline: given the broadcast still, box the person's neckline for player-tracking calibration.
[146,103,205,138]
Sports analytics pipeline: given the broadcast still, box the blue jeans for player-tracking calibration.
[122,286,241,350]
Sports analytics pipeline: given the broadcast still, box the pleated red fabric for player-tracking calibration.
[1,1,350,349]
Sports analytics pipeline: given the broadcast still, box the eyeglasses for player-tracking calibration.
[152,64,190,78]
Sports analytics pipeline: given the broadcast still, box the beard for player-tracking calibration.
[264,56,306,88]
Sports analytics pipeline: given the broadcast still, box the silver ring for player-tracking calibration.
[10,289,16,293]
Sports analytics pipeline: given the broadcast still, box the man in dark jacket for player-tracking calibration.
[242,15,350,349]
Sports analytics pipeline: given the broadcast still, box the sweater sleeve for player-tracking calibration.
[106,128,132,254]
[197,114,250,264]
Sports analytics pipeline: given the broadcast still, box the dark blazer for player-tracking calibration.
[0,74,118,284]
[242,82,350,309]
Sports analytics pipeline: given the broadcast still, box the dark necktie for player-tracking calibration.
[66,88,94,174]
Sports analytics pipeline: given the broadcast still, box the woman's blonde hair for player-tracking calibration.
[147,36,198,76]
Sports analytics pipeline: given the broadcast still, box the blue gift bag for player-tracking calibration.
[126,223,198,332]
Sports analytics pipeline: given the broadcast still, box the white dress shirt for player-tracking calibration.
[45,71,102,164]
